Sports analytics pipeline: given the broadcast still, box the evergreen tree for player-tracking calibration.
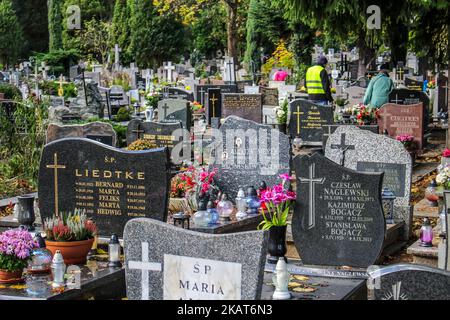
[129,0,187,68]
[0,0,23,65]
[110,0,132,65]
[48,0,64,51]
[12,0,49,58]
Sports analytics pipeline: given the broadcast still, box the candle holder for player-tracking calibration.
[107,234,122,268]
[173,212,190,229]
[420,217,434,247]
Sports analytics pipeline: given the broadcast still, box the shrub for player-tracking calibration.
[115,107,131,122]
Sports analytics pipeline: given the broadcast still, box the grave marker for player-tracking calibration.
[157,99,192,131]
[222,93,262,123]
[124,218,268,300]
[46,122,117,146]
[38,138,170,237]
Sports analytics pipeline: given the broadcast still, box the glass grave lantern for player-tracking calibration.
[425,179,439,207]
[107,234,122,268]
[51,250,66,288]
[381,187,396,224]
[193,198,211,227]
[419,217,434,247]
[206,201,219,225]
[246,186,261,215]
[217,194,234,222]
[235,188,247,220]
[28,233,52,274]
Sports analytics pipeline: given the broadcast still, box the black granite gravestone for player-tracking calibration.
[162,87,194,102]
[38,138,170,237]
[222,93,262,123]
[206,88,222,125]
[208,116,290,200]
[292,153,385,268]
[194,84,237,105]
[126,119,184,156]
[289,99,334,145]
[404,78,424,91]
[261,87,279,106]
[85,135,114,146]
[368,264,450,300]
[237,80,254,93]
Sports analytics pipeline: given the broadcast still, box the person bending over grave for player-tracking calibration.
[363,69,394,108]
[273,68,289,81]
[305,56,333,106]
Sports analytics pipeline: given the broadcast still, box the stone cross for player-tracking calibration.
[299,163,325,230]
[198,87,206,105]
[46,153,66,217]
[128,242,162,300]
[39,62,50,80]
[114,44,122,69]
[164,62,175,83]
[330,133,355,166]
[162,103,169,119]
[132,124,145,139]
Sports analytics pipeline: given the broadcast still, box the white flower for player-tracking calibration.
[436,173,447,185]
[277,110,285,118]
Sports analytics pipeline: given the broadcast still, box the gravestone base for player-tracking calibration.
[394,205,414,241]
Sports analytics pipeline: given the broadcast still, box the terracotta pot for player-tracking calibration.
[0,269,23,283]
[45,238,94,265]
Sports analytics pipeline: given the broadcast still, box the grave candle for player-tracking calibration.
[420,218,434,247]
[108,234,122,268]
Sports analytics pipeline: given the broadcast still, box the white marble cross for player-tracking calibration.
[128,242,162,300]
[164,62,175,83]
[39,62,50,80]
[114,44,121,66]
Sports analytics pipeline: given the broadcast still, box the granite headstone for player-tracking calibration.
[261,87,279,106]
[404,77,424,91]
[321,124,379,150]
[162,87,194,102]
[206,88,222,124]
[194,84,237,105]
[157,99,192,131]
[345,86,366,106]
[124,218,268,300]
[292,153,385,268]
[222,93,262,123]
[288,99,334,145]
[377,103,424,150]
[38,138,170,237]
[368,264,450,300]
[388,88,430,128]
[46,122,117,147]
[207,116,290,200]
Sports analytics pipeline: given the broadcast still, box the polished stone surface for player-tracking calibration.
[124,218,268,300]
[46,122,117,146]
[292,153,385,268]
[157,99,191,131]
[38,138,170,237]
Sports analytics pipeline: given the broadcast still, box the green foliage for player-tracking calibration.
[110,0,133,66]
[44,210,97,241]
[114,107,131,122]
[70,19,111,64]
[40,80,77,99]
[0,84,21,99]
[0,98,49,196]
[0,253,29,272]
[0,0,23,65]
[11,0,49,57]
[48,0,64,51]
[258,201,290,230]
[34,48,81,76]
[129,0,187,68]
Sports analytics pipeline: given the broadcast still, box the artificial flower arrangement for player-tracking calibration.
[396,134,415,150]
[190,101,204,114]
[274,99,288,125]
[258,174,296,230]
[342,104,361,116]
[43,211,97,242]
[355,104,379,125]
[436,165,450,189]
[145,90,160,109]
[442,149,450,158]
[0,229,38,277]
[427,80,436,90]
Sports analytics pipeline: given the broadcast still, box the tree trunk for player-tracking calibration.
[224,1,238,66]
[357,34,375,78]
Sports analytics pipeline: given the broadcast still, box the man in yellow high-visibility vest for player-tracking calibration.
[305,56,333,106]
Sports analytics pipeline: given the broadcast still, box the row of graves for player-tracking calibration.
[1,116,449,300]
[1,91,450,299]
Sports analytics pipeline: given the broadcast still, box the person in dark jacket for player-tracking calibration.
[305,56,333,105]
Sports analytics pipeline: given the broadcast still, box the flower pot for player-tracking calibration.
[0,269,23,283]
[267,226,288,264]
[45,238,94,265]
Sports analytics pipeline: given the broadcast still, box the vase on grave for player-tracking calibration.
[17,195,36,231]
[276,124,287,134]
[267,226,288,264]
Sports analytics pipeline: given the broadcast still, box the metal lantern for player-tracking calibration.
[107,234,122,268]
[381,188,396,224]
[51,250,66,288]
[173,212,191,229]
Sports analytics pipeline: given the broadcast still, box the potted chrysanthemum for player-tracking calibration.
[0,229,38,283]
[44,210,97,265]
